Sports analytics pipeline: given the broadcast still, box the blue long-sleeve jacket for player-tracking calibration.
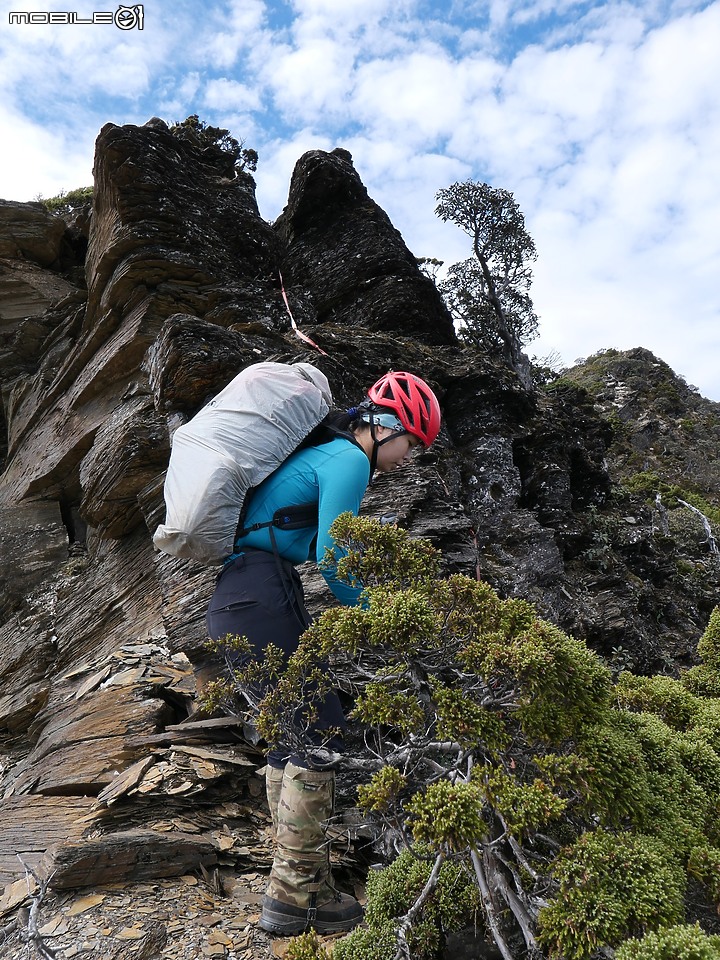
[232,436,371,605]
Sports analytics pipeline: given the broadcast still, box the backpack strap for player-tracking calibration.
[231,504,318,631]
[235,502,318,541]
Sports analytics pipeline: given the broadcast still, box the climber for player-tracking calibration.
[205,371,442,937]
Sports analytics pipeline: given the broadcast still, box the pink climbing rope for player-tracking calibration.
[279,272,328,357]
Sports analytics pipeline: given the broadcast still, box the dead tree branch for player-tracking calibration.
[394,852,445,960]
[16,855,57,960]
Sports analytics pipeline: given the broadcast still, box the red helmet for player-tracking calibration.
[367,371,441,447]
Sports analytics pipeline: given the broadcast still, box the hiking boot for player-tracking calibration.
[259,761,363,934]
[265,764,285,835]
[260,890,363,935]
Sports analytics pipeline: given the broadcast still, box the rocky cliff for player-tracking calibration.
[0,118,718,957]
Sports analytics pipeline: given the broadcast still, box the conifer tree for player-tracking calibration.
[435,180,538,384]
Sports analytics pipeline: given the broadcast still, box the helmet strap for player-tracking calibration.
[367,413,408,478]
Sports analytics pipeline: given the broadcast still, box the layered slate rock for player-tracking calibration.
[0,118,287,509]
[275,148,456,344]
[0,200,66,266]
[85,118,284,335]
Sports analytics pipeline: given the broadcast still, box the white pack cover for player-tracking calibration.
[153,361,333,564]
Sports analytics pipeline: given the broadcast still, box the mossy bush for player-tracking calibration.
[697,607,720,668]
[284,931,332,959]
[623,472,720,528]
[209,517,720,959]
[615,672,702,730]
[537,829,685,959]
[688,845,720,903]
[615,923,720,960]
[685,609,720,696]
[334,847,481,960]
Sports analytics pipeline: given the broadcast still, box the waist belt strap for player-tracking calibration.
[235,502,318,540]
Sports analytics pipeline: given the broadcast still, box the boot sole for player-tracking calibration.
[259,908,362,936]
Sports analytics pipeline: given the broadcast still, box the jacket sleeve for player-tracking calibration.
[314,445,370,606]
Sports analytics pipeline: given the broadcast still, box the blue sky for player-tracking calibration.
[1,0,719,400]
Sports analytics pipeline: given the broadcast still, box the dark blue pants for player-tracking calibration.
[205,549,345,768]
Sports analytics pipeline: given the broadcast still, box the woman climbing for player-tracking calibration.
[205,370,442,937]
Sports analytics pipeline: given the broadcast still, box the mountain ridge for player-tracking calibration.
[0,118,717,956]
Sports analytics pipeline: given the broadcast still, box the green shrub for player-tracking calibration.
[622,473,720,528]
[357,766,407,814]
[39,185,93,217]
[334,847,481,960]
[168,113,258,171]
[615,672,700,729]
[538,829,685,958]
[481,767,568,835]
[285,931,332,959]
[615,923,720,960]
[571,715,653,826]
[698,607,720,669]
[688,845,720,904]
[682,664,720,698]
[211,518,720,960]
[333,926,401,960]
[406,781,487,850]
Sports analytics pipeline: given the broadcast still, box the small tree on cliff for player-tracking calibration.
[169,114,258,172]
[207,518,720,960]
[38,185,94,217]
[435,180,538,378]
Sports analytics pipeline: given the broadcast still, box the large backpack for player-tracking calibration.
[152,361,333,564]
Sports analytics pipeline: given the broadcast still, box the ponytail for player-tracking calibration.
[298,408,365,449]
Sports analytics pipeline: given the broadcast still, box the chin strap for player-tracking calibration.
[365,412,408,479]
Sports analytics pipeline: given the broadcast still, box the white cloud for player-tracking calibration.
[0,106,96,200]
[204,78,262,112]
[156,71,203,118]
[201,0,268,68]
[1,25,154,98]
[508,41,626,132]
[623,5,720,129]
[289,0,413,33]
[263,37,357,120]
[351,48,471,146]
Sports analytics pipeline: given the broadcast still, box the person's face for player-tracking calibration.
[374,428,421,473]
